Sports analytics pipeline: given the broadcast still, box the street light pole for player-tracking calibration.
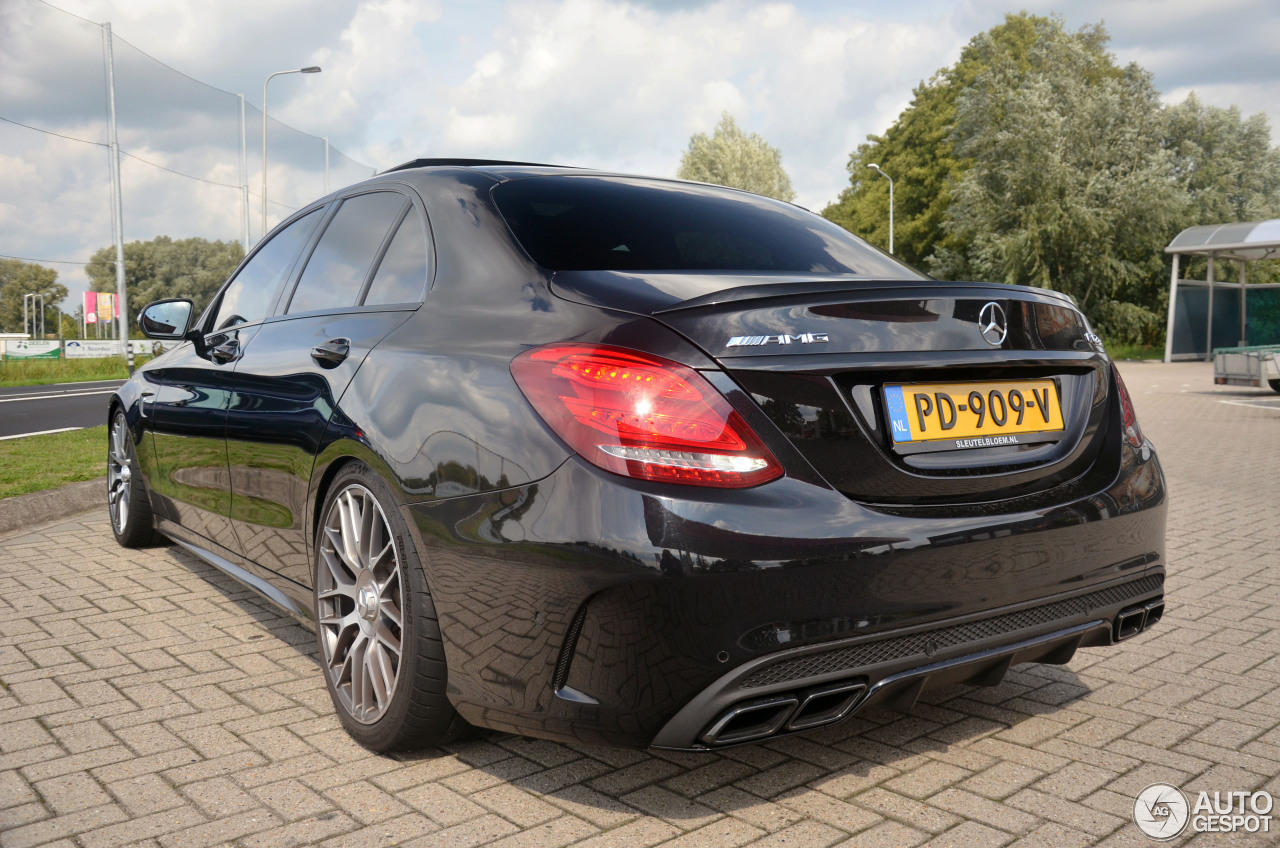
[261,66,321,240]
[867,163,894,254]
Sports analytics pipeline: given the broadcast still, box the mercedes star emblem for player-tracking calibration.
[978,301,1007,346]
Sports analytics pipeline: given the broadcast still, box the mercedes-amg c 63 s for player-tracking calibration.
[109,160,1166,752]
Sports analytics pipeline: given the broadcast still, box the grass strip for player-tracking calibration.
[1104,343,1164,360]
[0,426,107,499]
[0,356,151,388]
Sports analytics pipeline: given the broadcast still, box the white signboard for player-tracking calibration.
[63,340,123,359]
[3,339,61,359]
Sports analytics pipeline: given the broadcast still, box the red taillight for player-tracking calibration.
[1112,365,1144,448]
[511,343,783,488]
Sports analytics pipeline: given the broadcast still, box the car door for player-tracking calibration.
[146,207,326,552]
[225,187,431,586]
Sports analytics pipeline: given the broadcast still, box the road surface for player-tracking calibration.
[0,380,124,439]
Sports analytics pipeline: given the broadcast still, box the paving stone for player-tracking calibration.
[77,806,208,848]
[470,782,563,827]
[651,816,763,848]
[852,788,961,834]
[741,820,846,848]
[919,821,1014,848]
[835,819,930,848]
[398,781,487,826]
[883,760,970,799]
[564,816,679,848]
[254,777,335,821]
[619,785,721,830]
[35,771,112,814]
[105,773,186,817]
[315,812,437,848]
[322,780,408,825]
[401,812,518,847]
[698,785,806,832]
[927,788,1039,834]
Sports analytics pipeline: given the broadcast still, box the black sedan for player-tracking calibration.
[109,160,1167,752]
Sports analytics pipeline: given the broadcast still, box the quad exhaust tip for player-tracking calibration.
[1114,599,1165,642]
[700,680,866,746]
[700,694,798,746]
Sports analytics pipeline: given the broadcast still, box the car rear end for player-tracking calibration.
[424,170,1167,750]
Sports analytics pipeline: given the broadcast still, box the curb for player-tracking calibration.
[0,477,105,536]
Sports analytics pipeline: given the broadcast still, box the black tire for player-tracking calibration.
[1269,379,1280,394]
[313,463,468,752]
[108,409,157,548]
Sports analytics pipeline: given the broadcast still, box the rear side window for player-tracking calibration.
[492,176,924,277]
[364,210,429,305]
[288,192,407,314]
[212,208,322,330]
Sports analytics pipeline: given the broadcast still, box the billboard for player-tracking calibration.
[84,291,98,324]
[63,339,123,359]
[63,340,177,358]
[3,340,61,359]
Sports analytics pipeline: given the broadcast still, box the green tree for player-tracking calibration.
[85,236,244,327]
[1164,93,1280,226]
[677,113,797,201]
[0,259,66,335]
[821,14,1105,264]
[1161,94,1280,290]
[937,25,1186,344]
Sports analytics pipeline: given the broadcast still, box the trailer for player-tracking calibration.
[1213,344,1280,392]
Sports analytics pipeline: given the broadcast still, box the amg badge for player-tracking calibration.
[726,333,829,348]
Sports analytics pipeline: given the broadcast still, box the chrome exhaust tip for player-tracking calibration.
[1114,606,1147,641]
[785,680,866,732]
[700,695,798,746]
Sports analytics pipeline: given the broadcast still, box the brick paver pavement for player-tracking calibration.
[1,360,1277,847]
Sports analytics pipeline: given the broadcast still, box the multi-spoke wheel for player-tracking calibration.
[108,410,156,547]
[317,484,405,723]
[314,464,467,751]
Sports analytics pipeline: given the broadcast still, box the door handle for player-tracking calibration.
[210,339,240,364]
[311,338,351,366]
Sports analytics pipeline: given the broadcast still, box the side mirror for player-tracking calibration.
[138,298,194,340]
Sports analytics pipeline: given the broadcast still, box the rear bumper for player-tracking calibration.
[404,437,1166,748]
[651,571,1162,750]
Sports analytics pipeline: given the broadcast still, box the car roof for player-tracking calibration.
[379,158,583,176]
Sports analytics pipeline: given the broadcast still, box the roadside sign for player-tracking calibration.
[64,339,123,359]
[3,340,61,359]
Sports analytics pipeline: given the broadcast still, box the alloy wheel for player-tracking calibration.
[107,414,132,534]
[317,484,405,724]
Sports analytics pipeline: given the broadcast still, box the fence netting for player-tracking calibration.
[0,0,376,297]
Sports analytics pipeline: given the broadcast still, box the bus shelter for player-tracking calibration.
[1163,220,1280,361]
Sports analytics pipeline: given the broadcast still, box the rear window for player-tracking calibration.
[491,176,922,277]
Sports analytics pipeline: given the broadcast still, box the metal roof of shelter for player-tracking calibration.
[1165,219,1280,261]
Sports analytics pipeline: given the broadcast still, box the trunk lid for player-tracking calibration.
[553,272,1115,506]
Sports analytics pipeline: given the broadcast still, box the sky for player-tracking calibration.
[1,0,1278,309]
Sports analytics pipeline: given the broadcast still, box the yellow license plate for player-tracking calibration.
[883,379,1064,450]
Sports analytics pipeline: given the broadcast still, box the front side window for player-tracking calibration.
[212,208,323,331]
[288,192,407,314]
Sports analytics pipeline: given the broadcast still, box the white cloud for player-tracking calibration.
[404,0,958,209]
[2,0,1277,311]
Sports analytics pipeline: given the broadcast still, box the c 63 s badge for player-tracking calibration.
[727,333,829,348]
